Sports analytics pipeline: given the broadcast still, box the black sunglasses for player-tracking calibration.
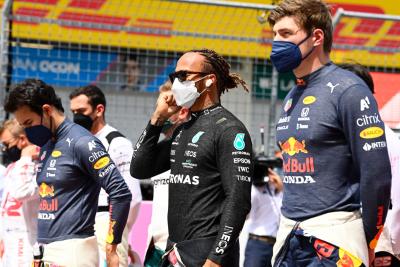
[169,70,210,83]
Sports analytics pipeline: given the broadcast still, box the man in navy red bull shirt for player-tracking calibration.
[268,0,391,266]
[4,79,132,267]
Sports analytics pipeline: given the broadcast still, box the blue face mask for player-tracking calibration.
[25,115,53,147]
[270,34,314,73]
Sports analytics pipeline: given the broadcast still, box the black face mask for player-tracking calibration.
[73,113,94,131]
[4,145,21,162]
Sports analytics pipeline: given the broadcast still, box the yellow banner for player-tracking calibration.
[5,0,400,67]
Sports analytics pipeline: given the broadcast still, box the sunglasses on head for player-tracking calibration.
[169,70,210,83]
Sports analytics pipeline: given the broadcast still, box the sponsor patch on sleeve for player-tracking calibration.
[233,133,245,151]
[94,156,110,170]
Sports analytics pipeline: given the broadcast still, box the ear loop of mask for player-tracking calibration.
[42,108,54,136]
[195,75,211,95]
[299,31,316,61]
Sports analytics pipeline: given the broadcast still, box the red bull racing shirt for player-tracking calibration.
[276,63,391,248]
[36,119,132,244]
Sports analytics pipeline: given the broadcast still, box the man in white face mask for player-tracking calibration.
[131,49,253,267]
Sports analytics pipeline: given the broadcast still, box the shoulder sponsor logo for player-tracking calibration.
[360,127,384,139]
[284,98,292,112]
[89,150,106,162]
[356,113,381,127]
[233,158,250,164]
[278,116,290,124]
[99,163,116,178]
[236,175,251,182]
[279,137,308,156]
[192,131,205,144]
[51,150,62,158]
[363,141,387,151]
[283,175,316,184]
[88,140,97,151]
[303,96,316,105]
[66,138,73,147]
[233,133,246,151]
[238,166,250,173]
[360,96,370,111]
[94,156,110,169]
[327,82,339,93]
[232,151,250,156]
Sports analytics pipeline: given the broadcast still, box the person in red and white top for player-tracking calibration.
[0,119,39,267]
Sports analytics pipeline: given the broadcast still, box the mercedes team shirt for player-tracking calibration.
[131,104,253,264]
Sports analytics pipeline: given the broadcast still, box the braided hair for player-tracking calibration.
[190,49,249,97]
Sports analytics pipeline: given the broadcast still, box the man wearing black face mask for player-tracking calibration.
[4,79,132,267]
[69,85,142,267]
[0,119,39,266]
[268,1,391,266]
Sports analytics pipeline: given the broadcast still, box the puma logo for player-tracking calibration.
[326,82,339,93]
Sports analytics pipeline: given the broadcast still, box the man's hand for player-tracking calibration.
[0,239,4,258]
[368,248,375,266]
[268,168,283,193]
[202,259,221,267]
[106,243,119,267]
[151,91,181,126]
[21,144,39,159]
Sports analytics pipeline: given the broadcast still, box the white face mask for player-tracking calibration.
[171,77,207,108]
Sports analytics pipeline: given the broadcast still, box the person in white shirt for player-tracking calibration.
[143,81,190,267]
[0,119,39,267]
[244,155,283,267]
[70,85,142,267]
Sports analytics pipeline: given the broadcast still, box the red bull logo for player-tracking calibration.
[337,248,363,267]
[279,137,308,156]
[39,183,55,198]
[284,157,315,173]
[39,199,58,212]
